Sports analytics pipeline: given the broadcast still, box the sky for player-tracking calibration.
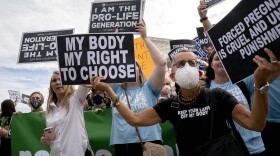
[0,0,240,112]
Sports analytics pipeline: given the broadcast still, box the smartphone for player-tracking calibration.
[44,127,55,141]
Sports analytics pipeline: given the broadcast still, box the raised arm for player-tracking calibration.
[232,48,280,131]
[198,1,212,31]
[136,20,166,90]
[91,76,162,126]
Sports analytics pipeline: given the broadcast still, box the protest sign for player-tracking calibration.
[196,27,214,56]
[170,39,197,51]
[21,94,30,104]
[134,37,154,78]
[11,112,50,156]
[207,0,280,83]
[56,33,136,85]
[202,0,226,11]
[8,90,21,102]
[168,39,198,61]
[89,0,144,33]
[18,29,74,63]
[12,109,178,156]
[193,36,209,59]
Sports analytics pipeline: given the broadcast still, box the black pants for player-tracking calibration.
[114,140,163,156]
[261,122,280,156]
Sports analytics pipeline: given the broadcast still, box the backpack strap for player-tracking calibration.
[236,81,251,109]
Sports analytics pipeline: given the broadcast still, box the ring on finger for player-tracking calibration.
[271,60,278,63]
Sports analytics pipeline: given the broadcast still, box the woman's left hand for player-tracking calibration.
[253,48,280,85]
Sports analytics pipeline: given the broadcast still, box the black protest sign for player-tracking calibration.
[168,39,198,61]
[196,27,214,55]
[168,47,188,61]
[207,0,280,83]
[18,29,74,63]
[170,39,197,51]
[202,0,226,11]
[193,36,209,59]
[21,94,30,104]
[89,0,144,33]
[56,33,136,85]
[8,90,21,102]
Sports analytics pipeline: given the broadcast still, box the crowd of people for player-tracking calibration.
[1,1,280,156]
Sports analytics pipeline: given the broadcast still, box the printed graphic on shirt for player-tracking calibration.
[178,106,210,119]
[226,87,248,106]
[113,90,148,114]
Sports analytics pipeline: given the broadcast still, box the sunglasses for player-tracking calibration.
[173,59,198,69]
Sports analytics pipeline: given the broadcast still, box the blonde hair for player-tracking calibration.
[121,61,146,89]
[46,70,75,114]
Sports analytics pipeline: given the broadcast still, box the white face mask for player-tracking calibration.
[175,64,199,89]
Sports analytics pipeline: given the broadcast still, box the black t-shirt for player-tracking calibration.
[153,88,238,156]
[0,117,11,156]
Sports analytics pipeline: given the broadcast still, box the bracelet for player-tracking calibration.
[200,16,208,23]
[112,96,120,107]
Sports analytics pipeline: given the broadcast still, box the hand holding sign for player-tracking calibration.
[91,76,111,93]
[198,1,208,16]
[135,20,147,39]
[253,48,280,86]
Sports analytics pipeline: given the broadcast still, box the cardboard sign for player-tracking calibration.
[21,94,30,105]
[18,29,74,63]
[8,90,21,102]
[202,0,226,11]
[89,0,144,33]
[207,0,280,83]
[134,37,154,79]
[56,33,136,85]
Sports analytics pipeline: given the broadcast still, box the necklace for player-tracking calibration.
[177,86,202,105]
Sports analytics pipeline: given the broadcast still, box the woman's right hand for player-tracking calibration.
[91,76,110,92]
[198,0,208,18]
[40,134,51,146]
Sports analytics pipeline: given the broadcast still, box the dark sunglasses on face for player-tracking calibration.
[173,59,198,69]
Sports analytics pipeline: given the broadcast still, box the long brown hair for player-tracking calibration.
[46,71,75,114]
[205,51,216,84]
[0,99,16,117]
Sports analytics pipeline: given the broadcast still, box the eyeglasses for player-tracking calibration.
[173,59,198,69]
[164,82,170,86]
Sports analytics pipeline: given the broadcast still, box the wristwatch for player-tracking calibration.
[254,82,269,94]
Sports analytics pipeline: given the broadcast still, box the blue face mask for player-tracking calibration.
[30,99,42,109]
[92,95,103,105]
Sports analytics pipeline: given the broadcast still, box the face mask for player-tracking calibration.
[164,84,171,91]
[92,95,103,105]
[175,64,199,89]
[30,99,42,109]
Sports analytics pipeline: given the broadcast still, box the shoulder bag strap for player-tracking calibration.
[208,89,215,140]
[236,81,251,109]
[211,90,250,156]
[124,90,145,151]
